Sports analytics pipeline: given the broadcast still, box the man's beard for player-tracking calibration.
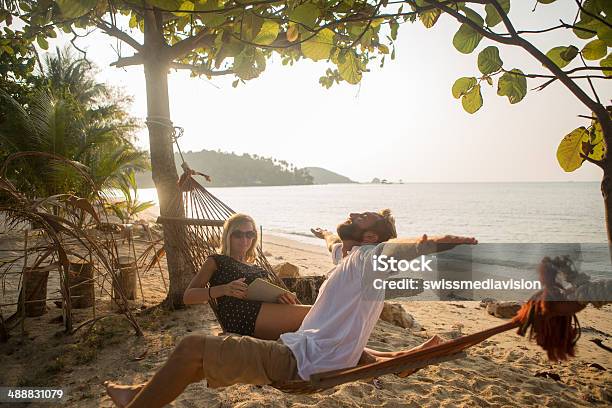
[337,221,365,241]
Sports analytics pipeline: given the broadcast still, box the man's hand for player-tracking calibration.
[416,234,478,255]
[310,227,332,239]
[312,227,342,253]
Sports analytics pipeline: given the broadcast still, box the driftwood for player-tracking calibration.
[281,276,327,305]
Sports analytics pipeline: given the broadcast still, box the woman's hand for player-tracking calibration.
[277,292,299,304]
[221,278,248,299]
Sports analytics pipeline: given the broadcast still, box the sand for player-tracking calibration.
[0,231,610,407]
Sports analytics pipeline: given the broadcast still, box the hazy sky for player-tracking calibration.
[46,1,610,183]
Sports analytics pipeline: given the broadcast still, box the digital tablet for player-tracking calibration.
[246,278,293,303]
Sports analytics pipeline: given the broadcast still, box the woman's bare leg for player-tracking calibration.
[253,303,311,340]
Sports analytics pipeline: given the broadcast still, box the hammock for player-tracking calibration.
[272,320,520,394]
[157,159,590,395]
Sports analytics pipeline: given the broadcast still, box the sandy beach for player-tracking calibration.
[0,231,610,407]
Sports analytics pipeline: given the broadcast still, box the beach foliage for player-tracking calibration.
[104,170,156,223]
[0,48,148,200]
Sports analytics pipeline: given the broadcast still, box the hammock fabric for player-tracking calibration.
[159,165,591,395]
[157,163,288,332]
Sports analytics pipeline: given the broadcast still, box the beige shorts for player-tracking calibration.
[202,334,301,388]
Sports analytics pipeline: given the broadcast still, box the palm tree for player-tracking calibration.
[0,48,148,200]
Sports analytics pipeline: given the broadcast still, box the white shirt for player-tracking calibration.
[280,242,386,380]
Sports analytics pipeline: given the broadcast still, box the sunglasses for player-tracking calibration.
[231,230,256,239]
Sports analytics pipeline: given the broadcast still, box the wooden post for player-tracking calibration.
[68,261,95,309]
[113,256,137,301]
[22,266,50,317]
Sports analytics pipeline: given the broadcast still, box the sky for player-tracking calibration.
[45,1,611,183]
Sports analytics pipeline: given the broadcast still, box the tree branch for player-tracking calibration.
[516,20,597,35]
[579,53,601,104]
[110,54,143,68]
[423,0,519,45]
[580,153,605,169]
[95,18,143,52]
[169,62,233,76]
[575,0,612,29]
[164,29,212,62]
[490,0,517,37]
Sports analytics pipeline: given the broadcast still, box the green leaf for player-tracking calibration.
[452,77,477,99]
[497,69,527,104]
[461,84,483,114]
[477,46,503,75]
[484,0,510,27]
[597,24,612,47]
[452,11,483,55]
[582,39,607,60]
[128,13,138,29]
[174,1,194,17]
[57,0,97,18]
[390,20,399,40]
[556,127,588,172]
[253,20,280,46]
[596,0,612,17]
[461,7,484,26]
[419,9,441,28]
[301,29,334,61]
[290,4,319,29]
[196,0,226,28]
[546,46,579,68]
[453,24,483,54]
[36,35,49,50]
[537,0,557,4]
[338,51,362,84]
[588,140,607,161]
[580,0,600,23]
[561,45,580,61]
[573,19,598,40]
[601,52,612,77]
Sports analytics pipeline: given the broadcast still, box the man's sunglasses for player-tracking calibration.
[231,230,256,239]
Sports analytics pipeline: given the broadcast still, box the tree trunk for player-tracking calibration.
[143,10,193,309]
[596,106,612,266]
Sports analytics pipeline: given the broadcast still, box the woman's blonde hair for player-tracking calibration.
[219,213,259,263]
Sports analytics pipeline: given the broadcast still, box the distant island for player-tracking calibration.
[134,149,355,188]
[303,167,356,185]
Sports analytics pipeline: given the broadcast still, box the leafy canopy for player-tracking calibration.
[2,0,610,173]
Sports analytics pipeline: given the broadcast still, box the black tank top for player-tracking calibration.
[209,254,271,336]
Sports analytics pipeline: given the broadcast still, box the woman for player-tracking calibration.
[183,213,311,340]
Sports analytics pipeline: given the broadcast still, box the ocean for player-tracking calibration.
[137,182,611,281]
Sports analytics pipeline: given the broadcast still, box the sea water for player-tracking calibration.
[138,182,610,280]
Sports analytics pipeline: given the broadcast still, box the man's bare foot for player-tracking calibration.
[104,381,144,408]
[396,335,445,378]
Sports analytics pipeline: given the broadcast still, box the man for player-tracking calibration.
[105,210,477,408]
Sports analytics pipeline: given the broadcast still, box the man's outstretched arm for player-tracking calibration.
[381,234,478,261]
[311,227,341,253]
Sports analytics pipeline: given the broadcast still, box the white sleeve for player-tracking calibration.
[331,242,343,265]
[360,244,387,299]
